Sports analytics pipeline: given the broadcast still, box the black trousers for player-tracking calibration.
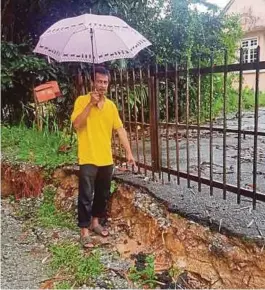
[78,164,113,228]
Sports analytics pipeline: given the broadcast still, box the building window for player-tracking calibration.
[241,38,258,63]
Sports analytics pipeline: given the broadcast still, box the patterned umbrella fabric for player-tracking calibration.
[34,13,151,64]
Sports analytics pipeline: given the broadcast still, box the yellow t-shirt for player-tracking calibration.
[71,94,123,166]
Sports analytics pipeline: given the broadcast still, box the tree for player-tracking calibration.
[1,0,243,123]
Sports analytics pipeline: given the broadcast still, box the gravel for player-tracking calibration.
[114,172,265,244]
[1,200,48,289]
[1,199,132,289]
[134,190,171,229]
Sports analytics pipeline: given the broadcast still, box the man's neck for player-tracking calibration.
[97,95,105,109]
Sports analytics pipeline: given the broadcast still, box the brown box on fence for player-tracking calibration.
[34,81,61,103]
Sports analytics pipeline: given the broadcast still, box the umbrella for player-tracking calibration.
[33,13,151,66]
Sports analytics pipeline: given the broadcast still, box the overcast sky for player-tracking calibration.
[192,0,230,12]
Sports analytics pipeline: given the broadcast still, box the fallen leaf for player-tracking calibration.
[42,254,51,264]
[39,279,54,289]
[52,231,60,239]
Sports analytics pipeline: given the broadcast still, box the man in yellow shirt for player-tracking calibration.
[71,66,135,248]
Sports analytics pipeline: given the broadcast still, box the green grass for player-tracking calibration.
[37,186,77,230]
[199,86,265,122]
[50,242,104,286]
[110,180,117,194]
[218,88,265,116]
[10,186,76,230]
[54,281,73,289]
[1,124,77,169]
[242,89,265,109]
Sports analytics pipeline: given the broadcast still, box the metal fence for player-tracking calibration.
[108,47,265,209]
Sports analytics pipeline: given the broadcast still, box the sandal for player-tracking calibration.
[80,235,94,248]
[91,225,109,237]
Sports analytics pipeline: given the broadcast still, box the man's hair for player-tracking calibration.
[91,66,110,82]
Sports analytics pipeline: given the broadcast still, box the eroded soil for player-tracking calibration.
[1,164,265,289]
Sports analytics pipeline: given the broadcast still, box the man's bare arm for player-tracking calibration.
[116,127,136,166]
[73,103,93,130]
[73,92,99,130]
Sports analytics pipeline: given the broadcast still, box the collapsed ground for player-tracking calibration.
[1,116,265,289]
[1,164,265,289]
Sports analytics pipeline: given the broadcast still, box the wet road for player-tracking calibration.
[128,108,265,196]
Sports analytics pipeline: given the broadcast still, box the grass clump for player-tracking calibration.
[1,124,77,169]
[110,180,117,194]
[50,242,104,286]
[37,186,76,230]
[214,88,265,117]
[54,281,73,289]
[129,254,157,288]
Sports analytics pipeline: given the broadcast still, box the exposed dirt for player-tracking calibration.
[52,168,79,211]
[1,164,265,289]
[1,162,44,199]
[46,167,265,288]
[108,184,265,289]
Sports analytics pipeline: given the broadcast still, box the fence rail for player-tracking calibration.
[107,47,265,209]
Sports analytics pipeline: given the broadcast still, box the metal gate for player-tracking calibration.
[109,48,265,208]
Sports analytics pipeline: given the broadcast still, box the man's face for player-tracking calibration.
[93,73,109,95]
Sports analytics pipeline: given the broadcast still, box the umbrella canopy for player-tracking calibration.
[33,13,151,64]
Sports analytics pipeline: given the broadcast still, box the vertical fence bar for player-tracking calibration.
[126,70,133,150]
[148,73,154,180]
[223,50,228,200]
[253,46,260,209]
[109,76,118,161]
[140,67,147,175]
[149,75,160,175]
[165,64,170,182]
[120,69,126,165]
[114,70,122,161]
[147,65,151,181]
[175,62,180,185]
[197,56,202,192]
[148,66,155,180]
[108,77,113,102]
[237,48,244,204]
[133,68,140,173]
[185,60,190,188]
[156,64,163,181]
[120,69,126,126]
[209,53,214,196]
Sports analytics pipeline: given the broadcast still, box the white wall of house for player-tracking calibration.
[242,30,265,91]
[224,0,265,33]
[243,30,265,61]
[224,0,265,91]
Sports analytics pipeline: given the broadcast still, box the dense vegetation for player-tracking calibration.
[1,0,248,125]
